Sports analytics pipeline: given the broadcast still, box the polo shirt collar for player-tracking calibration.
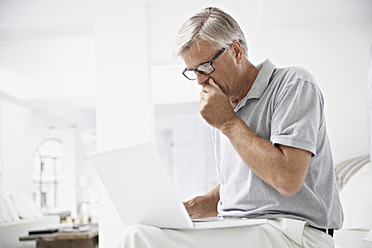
[234,59,276,112]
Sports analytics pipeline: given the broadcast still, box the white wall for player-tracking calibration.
[0,98,33,194]
[154,103,217,201]
[94,1,153,247]
[173,115,217,200]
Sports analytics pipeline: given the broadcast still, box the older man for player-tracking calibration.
[118,7,343,248]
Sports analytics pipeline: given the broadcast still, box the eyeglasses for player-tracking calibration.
[182,47,227,81]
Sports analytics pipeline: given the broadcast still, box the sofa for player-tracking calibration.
[333,154,372,248]
[0,192,60,248]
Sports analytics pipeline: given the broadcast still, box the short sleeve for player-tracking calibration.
[270,79,323,155]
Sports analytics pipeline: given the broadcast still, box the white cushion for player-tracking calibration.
[339,161,372,230]
[9,193,35,219]
[20,194,43,218]
[0,193,12,223]
[1,192,20,221]
[363,228,372,242]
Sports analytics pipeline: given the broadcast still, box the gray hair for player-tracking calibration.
[174,7,248,57]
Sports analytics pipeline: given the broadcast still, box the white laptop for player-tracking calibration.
[89,142,266,229]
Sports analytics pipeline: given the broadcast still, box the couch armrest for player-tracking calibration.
[0,215,60,248]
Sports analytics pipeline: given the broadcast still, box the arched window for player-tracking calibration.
[32,138,63,209]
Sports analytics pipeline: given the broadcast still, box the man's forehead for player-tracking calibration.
[183,40,217,69]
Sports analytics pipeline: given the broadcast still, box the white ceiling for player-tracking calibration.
[0,0,95,104]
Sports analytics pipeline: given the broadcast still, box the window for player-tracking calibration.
[32,138,63,209]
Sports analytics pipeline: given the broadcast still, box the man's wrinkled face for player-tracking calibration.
[182,40,235,96]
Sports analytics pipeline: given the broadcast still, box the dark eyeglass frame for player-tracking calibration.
[182,47,227,80]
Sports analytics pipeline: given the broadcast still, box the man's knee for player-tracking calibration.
[118,225,158,248]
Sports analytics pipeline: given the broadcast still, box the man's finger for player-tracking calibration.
[202,83,216,94]
[208,78,220,89]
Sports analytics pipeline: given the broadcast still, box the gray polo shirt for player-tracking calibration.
[213,59,343,229]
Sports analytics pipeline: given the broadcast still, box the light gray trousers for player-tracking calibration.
[116,218,334,248]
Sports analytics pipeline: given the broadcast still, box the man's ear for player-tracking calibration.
[231,40,243,64]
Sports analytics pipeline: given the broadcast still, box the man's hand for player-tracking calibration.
[200,79,237,130]
[183,185,220,219]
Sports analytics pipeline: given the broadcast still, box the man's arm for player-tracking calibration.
[200,79,311,197]
[183,184,220,219]
[220,117,311,197]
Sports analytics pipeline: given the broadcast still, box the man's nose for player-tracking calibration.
[196,72,209,85]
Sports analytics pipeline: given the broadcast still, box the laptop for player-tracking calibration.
[89,142,266,229]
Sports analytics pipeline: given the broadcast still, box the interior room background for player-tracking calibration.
[0,0,371,247]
